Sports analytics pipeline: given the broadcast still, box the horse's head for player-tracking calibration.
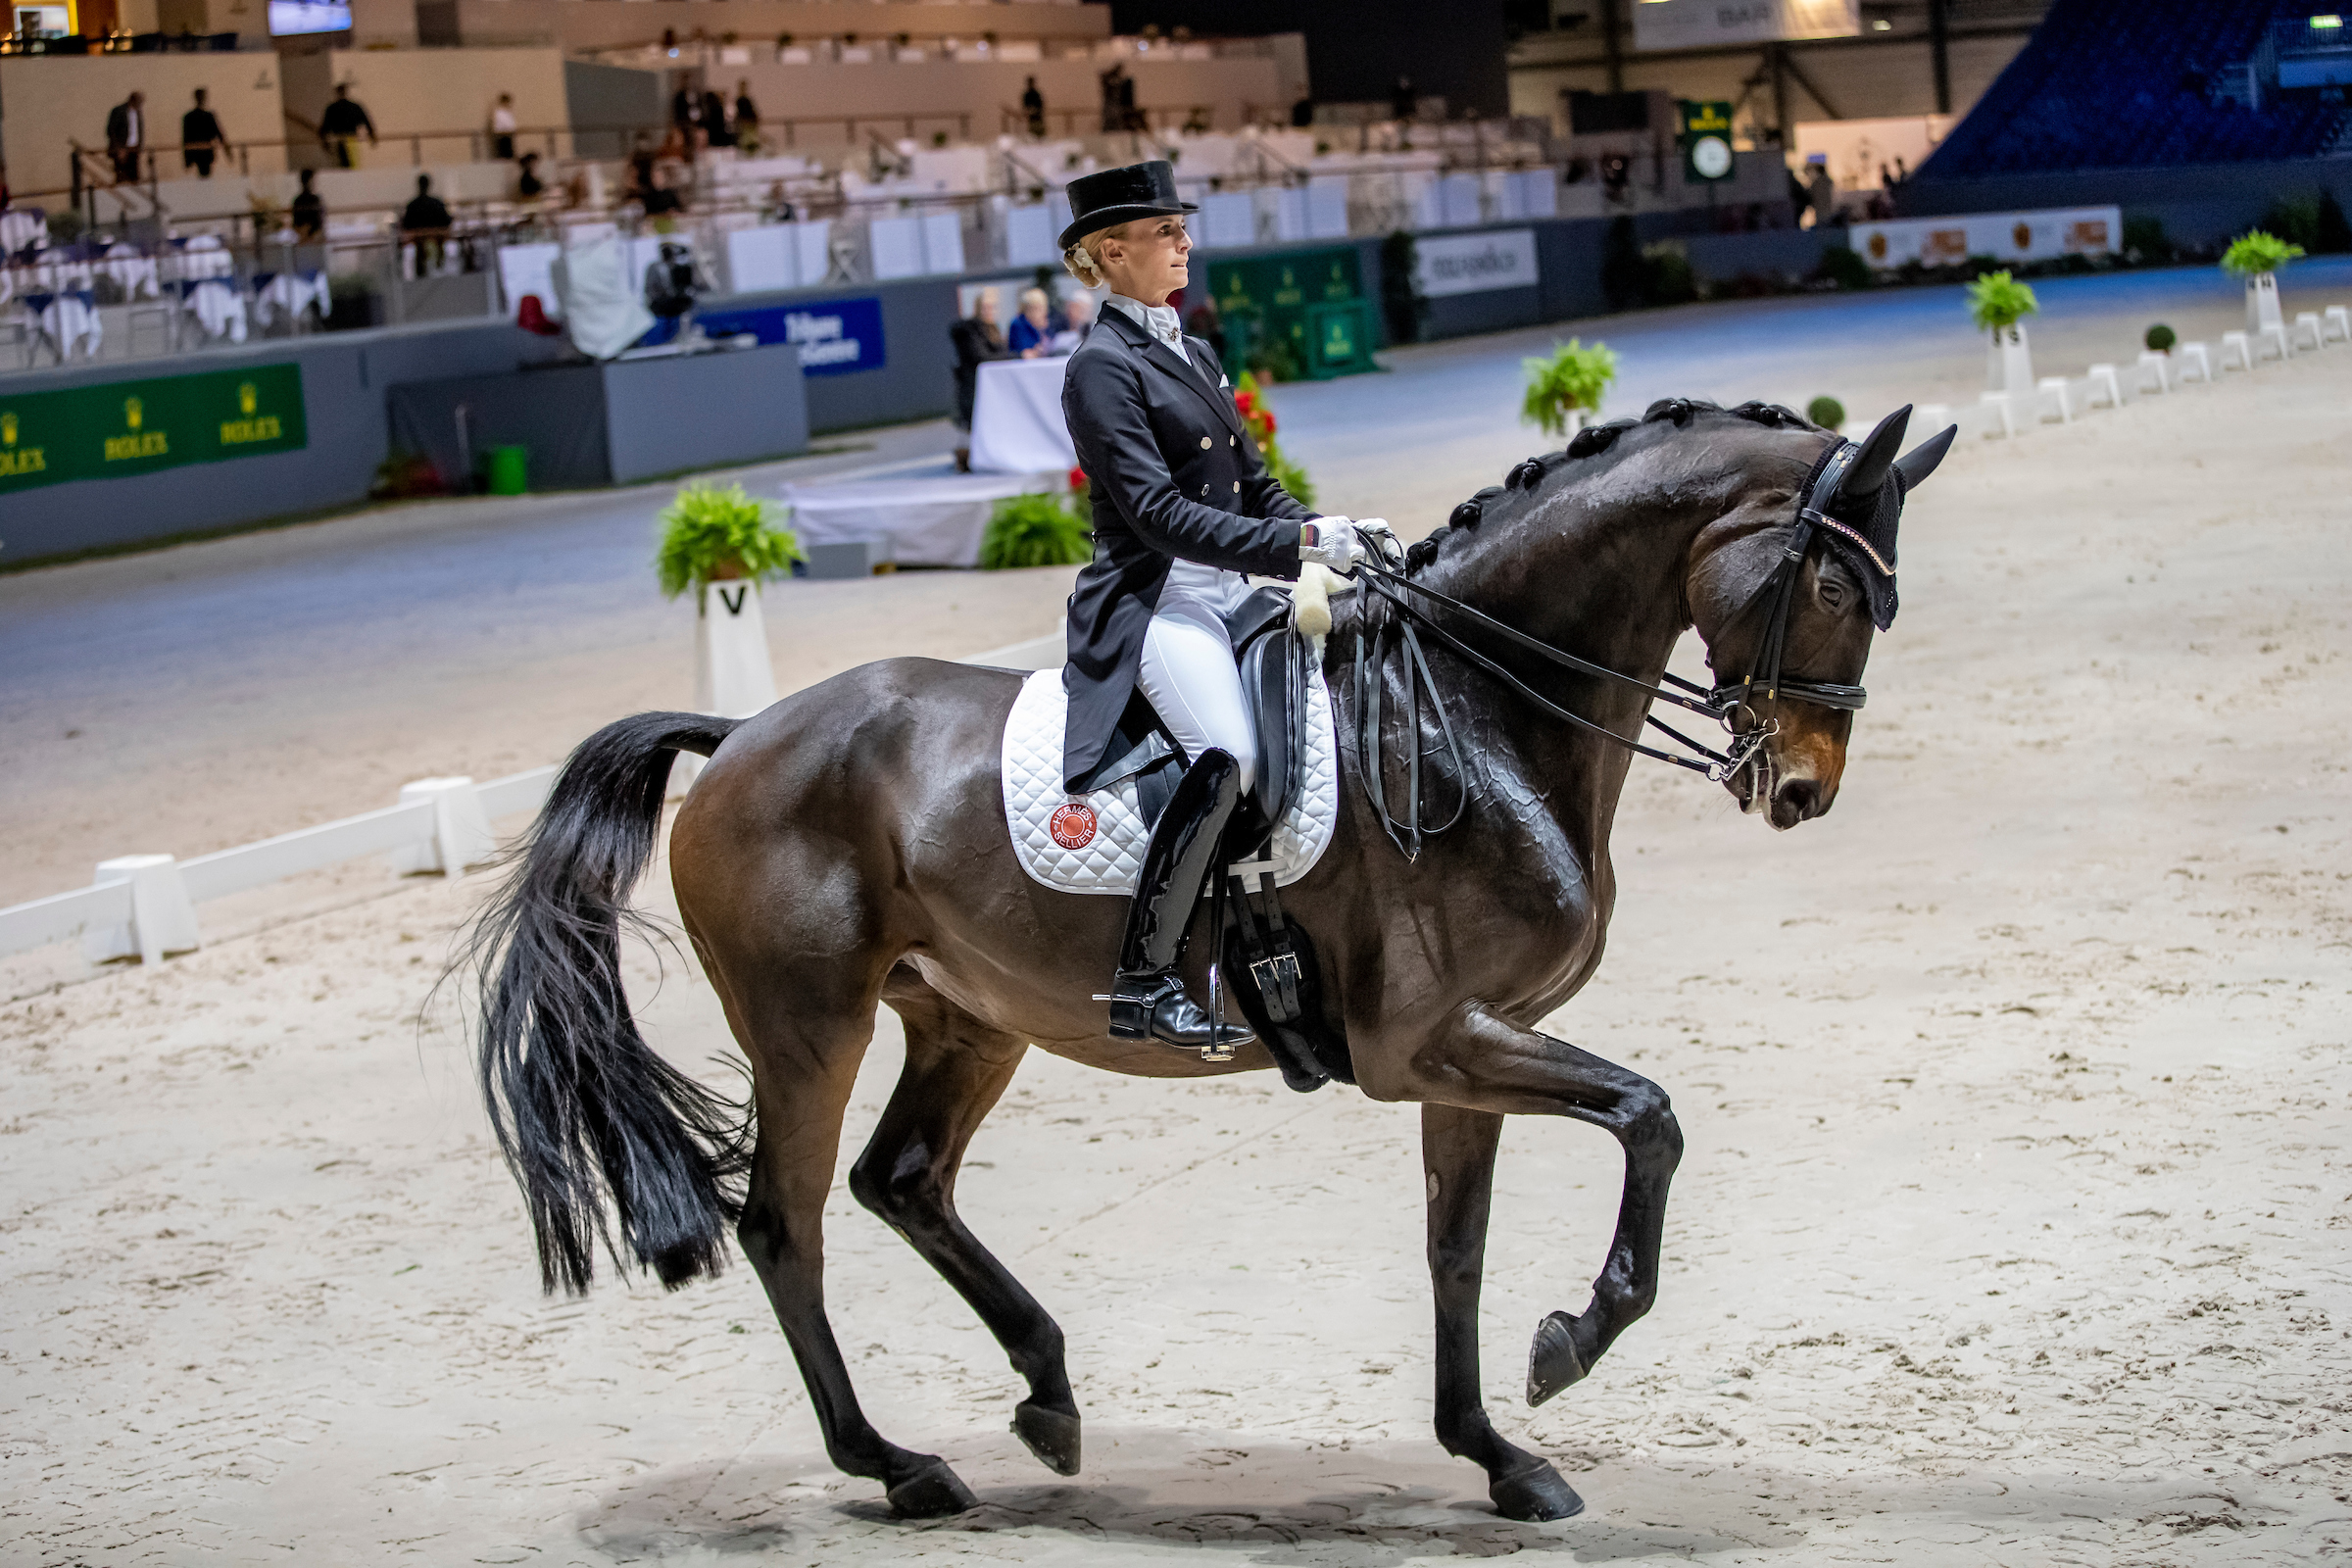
[1687,406,1955,831]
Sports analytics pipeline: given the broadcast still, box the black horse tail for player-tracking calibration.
[465,710,752,1298]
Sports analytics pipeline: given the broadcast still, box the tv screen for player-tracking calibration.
[269,0,350,34]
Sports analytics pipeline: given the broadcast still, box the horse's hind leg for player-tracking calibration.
[852,976,1081,1477]
[728,981,981,1518]
[1422,1103,1585,1523]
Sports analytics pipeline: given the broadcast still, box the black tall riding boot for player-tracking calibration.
[1107,749,1256,1053]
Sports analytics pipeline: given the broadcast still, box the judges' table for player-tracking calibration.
[781,470,1056,568]
[968,357,1076,475]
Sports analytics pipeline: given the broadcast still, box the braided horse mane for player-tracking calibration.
[1401,398,1828,576]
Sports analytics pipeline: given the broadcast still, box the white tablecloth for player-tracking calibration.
[182,278,249,343]
[27,292,103,361]
[0,211,44,253]
[101,244,161,300]
[968,356,1076,476]
[255,270,328,328]
[780,471,1053,568]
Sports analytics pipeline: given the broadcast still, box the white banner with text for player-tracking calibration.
[1415,228,1542,298]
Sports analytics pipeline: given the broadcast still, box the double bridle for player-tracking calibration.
[1349,436,1874,859]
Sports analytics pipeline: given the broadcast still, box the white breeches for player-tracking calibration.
[1137,561,1257,795]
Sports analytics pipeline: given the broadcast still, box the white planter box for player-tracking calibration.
[2245,271,2283,334]
[1985,322,2035,393]
[673,578,780,797]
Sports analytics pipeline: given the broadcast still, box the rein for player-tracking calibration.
[1347,436,1874,859]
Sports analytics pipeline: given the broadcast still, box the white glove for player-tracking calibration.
[1298,517,1367,576]
[1352,518,1402,572]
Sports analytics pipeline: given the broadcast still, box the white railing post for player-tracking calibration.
[84,855,201,966]
[389,777,499,878]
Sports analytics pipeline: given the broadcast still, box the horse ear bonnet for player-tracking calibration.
[1818,407,1950,633]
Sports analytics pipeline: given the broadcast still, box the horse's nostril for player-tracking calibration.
[1776,778,1822,823]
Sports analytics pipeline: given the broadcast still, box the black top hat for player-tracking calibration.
[1058,160,1198,252]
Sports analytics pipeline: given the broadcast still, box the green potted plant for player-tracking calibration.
[2222,229,2302,336]
[655,482,801,744]
[1520,338,1619,438]
[979,488,1092,569]
[1967,270,2039,393]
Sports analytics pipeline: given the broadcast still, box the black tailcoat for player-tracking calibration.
[1059,306,1313,790]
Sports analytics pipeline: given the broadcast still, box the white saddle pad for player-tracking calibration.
[1001,666,1341,895]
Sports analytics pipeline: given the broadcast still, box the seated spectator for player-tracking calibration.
[627,131,657,198]
[289,167,325,241]
[638,165,686,222]
[1049,292,1094,355]
[515,151,545,200]
[949,288,1011,470]
[1007,286,1053,358]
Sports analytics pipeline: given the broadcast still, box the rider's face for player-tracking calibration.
[1102,217,1191,305]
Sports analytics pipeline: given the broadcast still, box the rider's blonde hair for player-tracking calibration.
[1061,220,1139,289]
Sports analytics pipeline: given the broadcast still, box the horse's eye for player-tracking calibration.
[1817,576,1849,612]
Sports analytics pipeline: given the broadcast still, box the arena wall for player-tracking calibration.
[0,52,291,199]
[0,320,572,565]
[284,47,570,164]
[1898,157,2352,247]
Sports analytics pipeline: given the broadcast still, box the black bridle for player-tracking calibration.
[1349,437,1875,859]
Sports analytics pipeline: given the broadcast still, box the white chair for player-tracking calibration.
[1978,390,2017,439]
[2256,322,2289,362]
[2325,305,2350,344]
[2034,375,2074,423]
[2219,330,2253,370]
[2083,364,2123,408]
[2134,350,2173,392]
[2176,342,2212,383]
[2292,312,2325,352]
[124,298,179,358]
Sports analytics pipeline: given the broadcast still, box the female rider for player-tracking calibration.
[1057,161,1388,1052]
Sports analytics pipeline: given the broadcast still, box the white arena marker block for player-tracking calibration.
[2292,312,2324,353]
[2175,343,2211,384]
[2083,365,2122,408]
[2324,306,2349,343]
[2257,322,2290,362]
[2134,350,2172,393]
[1977,391,2016,440]
[390,777,498,878]
[85,854,201,965]
[2034,376,2074,423]
[2220,331,2252,371]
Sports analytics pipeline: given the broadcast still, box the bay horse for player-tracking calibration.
[466,399,1953,1522]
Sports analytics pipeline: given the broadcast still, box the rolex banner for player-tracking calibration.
[0,365,307,495]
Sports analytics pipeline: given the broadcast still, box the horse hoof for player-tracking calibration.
[1011,1399,1082,1476]
[1491,1458,1585,1522]
[886,1458,979,1518]
[1526,1310,1590,1407]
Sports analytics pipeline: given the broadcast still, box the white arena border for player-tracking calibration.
[0,630,1068,970]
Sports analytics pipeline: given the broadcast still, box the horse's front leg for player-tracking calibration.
[1422,1102,1586,1522]
[1371,1004,1684,1409]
